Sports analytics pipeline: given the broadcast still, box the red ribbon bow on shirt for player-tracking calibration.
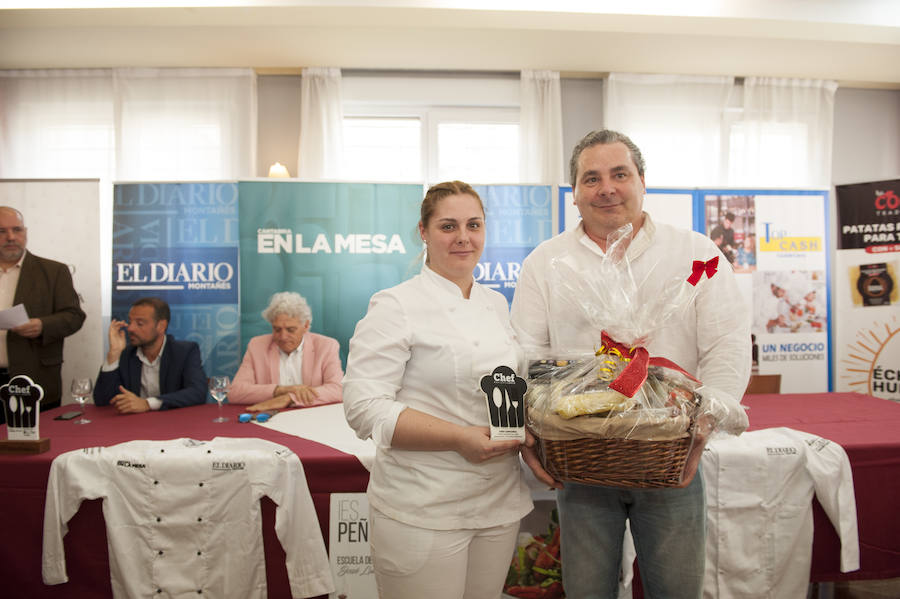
[686,256,719,286]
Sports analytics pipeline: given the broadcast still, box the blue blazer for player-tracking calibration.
[94,334,207,410]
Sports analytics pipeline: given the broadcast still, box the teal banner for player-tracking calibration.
[238,182,424,366]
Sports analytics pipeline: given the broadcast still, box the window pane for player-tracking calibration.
[728,121,810,187]
[121,105,224,181]
[342,117,421,182]
[437,123,519,184]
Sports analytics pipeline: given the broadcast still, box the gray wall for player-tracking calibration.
[256,75,302,178]
[832,87,900,185]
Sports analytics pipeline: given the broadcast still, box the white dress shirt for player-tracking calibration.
[42,437,334,599]
[510,214,751,433]
[102,335,168,410]
[0,251,24,367]
[702,428,859,599]
[343,265,533,530]
[278,338,304,386]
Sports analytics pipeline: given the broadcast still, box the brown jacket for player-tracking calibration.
[8,251,85,409]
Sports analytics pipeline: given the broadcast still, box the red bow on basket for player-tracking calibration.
[600,331,700,398]
[686,256,719,286]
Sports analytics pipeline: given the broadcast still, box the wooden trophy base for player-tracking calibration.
[0,438,51,455]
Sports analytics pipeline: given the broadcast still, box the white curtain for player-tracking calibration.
[113,68,257,181]
[728,77,837,188]
[605,73,735,186]
[0,68,257,181]
[519,70,564,184]
[0,69,115,179]
[298,67,344,180]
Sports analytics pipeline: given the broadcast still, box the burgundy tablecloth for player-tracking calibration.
[0,403,370,598]
[744,392,900,581]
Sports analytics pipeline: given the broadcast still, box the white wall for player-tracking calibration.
[0,180,104,406]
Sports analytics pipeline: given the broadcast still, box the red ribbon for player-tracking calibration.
[600,332,649,398]
[600,331,700,398]
[686,256,719,286]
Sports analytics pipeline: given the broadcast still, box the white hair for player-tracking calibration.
[261,291,312,325]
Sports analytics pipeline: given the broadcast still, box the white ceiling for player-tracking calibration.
[2,1,899,87]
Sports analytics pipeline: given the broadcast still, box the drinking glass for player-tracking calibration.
[209,375,230,423]
[70,377,93,424]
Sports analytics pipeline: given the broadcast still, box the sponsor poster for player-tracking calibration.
[703,191,830,393]
[329,493,377,599]
[237,182,422,365]
[475,185,553,304]
[112,183,241,382]
[834,179,900,402]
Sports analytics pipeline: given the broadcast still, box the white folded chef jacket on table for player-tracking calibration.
[702,427,859,599]
[42,437,334,599]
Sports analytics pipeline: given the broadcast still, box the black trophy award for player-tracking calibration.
[480,365,527,442]
[0,374,50,454]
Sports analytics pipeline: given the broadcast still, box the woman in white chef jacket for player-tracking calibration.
[343,181,554,599]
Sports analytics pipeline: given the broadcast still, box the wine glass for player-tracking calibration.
[209,375,230,423]
[70,377,93,424]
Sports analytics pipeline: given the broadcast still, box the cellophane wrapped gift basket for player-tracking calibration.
[526,225,740,488]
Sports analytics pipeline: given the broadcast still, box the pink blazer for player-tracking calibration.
[228,332,343,406]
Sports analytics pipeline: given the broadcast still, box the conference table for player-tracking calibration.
[2,392,898,598]
[743,391,900,583]
[0,402,370,599]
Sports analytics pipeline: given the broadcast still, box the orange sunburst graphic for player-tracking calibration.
[839,313,900,398]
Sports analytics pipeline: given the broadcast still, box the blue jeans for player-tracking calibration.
[557,470,706,599]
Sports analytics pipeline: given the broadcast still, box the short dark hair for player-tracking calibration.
[132,297,170,326]
[569,129,646,188]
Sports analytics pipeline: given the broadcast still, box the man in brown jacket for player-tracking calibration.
[0,206,85,422]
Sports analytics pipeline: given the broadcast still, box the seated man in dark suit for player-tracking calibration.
[94,297,206,414]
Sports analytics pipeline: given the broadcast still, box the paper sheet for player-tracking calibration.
[253,403,376,470]
[0,304,29,329]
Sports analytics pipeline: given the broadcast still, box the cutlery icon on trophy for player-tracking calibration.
[1,374,44,440]
[480,365,527,441]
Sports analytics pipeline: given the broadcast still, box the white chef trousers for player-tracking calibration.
[370,507,519,599]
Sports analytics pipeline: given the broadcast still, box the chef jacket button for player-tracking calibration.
[197,517,202,522]
[156,517,161,522]
[197,550,202,555]
[207,450,211,453]
[158,550,163,555]
[473,340,480,346]
[154,480,158,485]
[449,307,456,312]
[157,589,162,594]
[160,449,165,453]
[198,482,204,487]
[197,591,202,594]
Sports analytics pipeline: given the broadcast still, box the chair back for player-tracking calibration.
[745,374,781,395]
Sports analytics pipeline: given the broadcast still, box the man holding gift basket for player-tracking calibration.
[511,130,751,599]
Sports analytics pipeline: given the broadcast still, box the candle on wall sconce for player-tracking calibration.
[268,162,290,178]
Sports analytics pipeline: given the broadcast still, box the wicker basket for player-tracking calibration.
[535,432,694,489]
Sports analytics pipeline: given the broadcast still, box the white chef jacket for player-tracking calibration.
[42,437,334,599]
[342,265,533,530]
[702,428,860,599]
[510,214,750,433]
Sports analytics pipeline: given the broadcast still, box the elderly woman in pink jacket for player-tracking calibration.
[230,291,343,412]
